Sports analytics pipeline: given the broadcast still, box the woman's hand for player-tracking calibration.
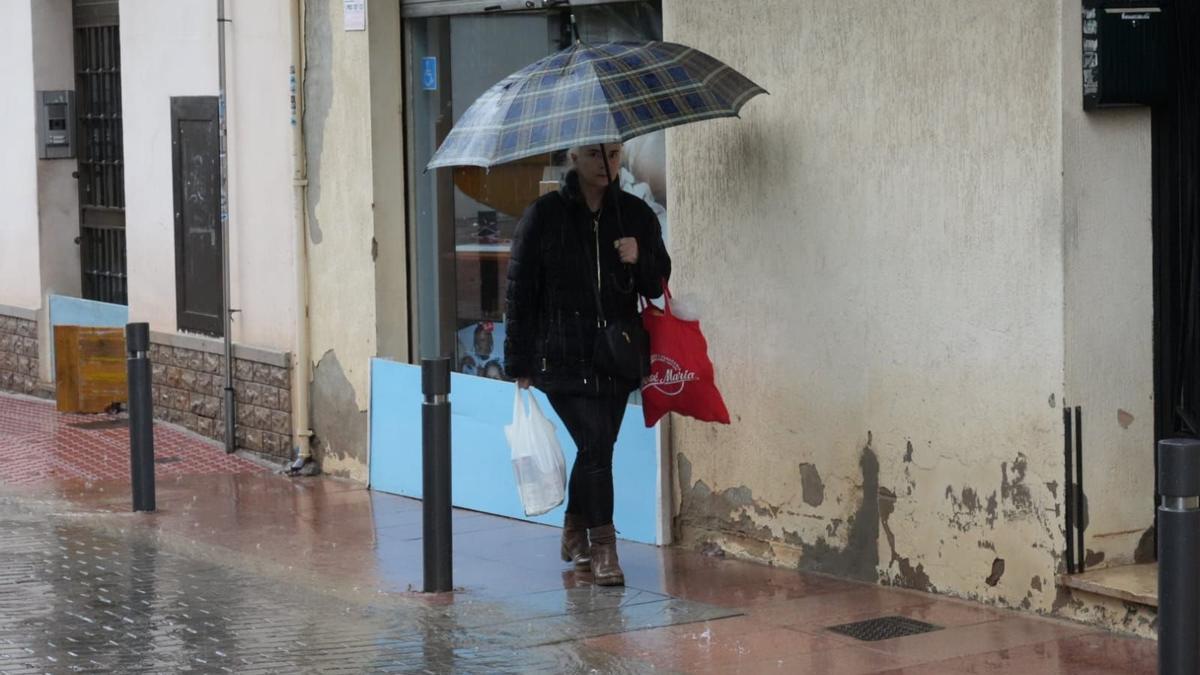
[517,377,532,390]
[614,237,639,264]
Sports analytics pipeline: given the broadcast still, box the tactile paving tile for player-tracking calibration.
[0,395,264,486]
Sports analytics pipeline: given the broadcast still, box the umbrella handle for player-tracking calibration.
[600,141,638,294]
[599,142,625,240]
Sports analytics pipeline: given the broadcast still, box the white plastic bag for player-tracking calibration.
[504,387,566,516]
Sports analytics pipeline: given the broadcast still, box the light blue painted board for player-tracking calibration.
[49,294,129,328]
[369,358,659,544]
[47,294,130,373]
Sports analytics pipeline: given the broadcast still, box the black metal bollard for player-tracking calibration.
[422,357,452,593]
[1157,438,1200,674]
[126,323,156,512]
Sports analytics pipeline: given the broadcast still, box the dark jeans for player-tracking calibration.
[546,389,630,529]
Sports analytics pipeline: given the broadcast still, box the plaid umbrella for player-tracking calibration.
[426,40,766,170]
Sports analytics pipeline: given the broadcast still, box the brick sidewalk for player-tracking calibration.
[0,393,266,486]
[0,392,1158,673]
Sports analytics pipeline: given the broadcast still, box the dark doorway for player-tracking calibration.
[73,0,126,305]
[1152,3,1200,443]
[170,97,223,337]
[1152,2,1200,538]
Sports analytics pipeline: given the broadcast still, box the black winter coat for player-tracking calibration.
[504,171,672,395]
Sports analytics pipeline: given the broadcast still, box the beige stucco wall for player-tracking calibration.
[664,0,1067,613]
[1060,0,1155,573]
[121,0,298,354]
[0,0,42,312]
[303,0,387,481]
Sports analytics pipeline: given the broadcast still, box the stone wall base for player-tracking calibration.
[150,337,294,461]
[0,310,41,397]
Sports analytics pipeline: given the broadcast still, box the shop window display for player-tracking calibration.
[407,3,666,381]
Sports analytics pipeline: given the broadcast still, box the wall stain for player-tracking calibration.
[1080,487,1089,530]
[880,480,935,592]
[1134,527,1155,564]
[904,440,914,462]
[1031,575,1043,592]
[677,454,775,546]
[792,440,882,583]
[985,558,1006,586]
[1084,549,1106,568]
[985,492,998,528]
[827,518,842,537]
[302,0,333,245]
[1052,586,1075,612]
[798,463,825,507]
[1118,409,1135,429]
[311,350,368,473]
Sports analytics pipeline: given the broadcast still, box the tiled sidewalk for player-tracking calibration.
[0,393,266,486]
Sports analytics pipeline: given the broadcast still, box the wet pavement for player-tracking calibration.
[0,393,1159,673]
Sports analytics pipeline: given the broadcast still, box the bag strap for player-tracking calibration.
[639,278,673,316]
[513,386,527,421]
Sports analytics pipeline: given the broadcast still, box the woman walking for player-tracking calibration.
[504,143,671,586]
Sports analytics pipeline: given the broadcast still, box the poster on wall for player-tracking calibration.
[343,0,366,31]
[457,321,507,381]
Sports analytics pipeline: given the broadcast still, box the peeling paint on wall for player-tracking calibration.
[798,463,825,507]
[985,558,1005,586]
[660,0,1144,634]
[311,350,368,482]
[1000,454,1035,517]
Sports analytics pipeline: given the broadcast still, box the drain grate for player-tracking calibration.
[67,419,128,430]
[826,615,942,642]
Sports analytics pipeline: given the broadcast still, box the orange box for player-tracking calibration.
[54,325,127,413]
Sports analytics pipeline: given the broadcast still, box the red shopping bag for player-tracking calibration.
[640,284,731,427]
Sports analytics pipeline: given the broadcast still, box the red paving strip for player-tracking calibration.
[0,394,267,486]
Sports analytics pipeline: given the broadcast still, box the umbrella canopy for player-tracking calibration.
[426,40,766,170]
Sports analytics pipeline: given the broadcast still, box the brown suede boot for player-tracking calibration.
[588,524,624,586]
[561,514,591,570]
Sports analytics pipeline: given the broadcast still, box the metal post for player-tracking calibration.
[1157,438,1200,674]
[126,323,156,512]
[217,0,236,454]
[422,357,452,592]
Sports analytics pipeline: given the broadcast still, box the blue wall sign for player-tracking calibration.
[421,57,438,91]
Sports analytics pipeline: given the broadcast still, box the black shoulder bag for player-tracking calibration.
[577,200,649,382]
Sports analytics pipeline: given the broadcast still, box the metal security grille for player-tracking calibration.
[74,10,127,305]
[826,616,942,642]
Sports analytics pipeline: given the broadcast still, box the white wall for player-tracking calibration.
[1061,0,1155,568]
[121,0,297,353]
[32,0,82,381]
[0,1,42,311]
[33,0,82,303]
[224,0,300,352]
[665,0,1066,611]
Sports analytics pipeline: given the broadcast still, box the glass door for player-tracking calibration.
[404,3,667,378]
